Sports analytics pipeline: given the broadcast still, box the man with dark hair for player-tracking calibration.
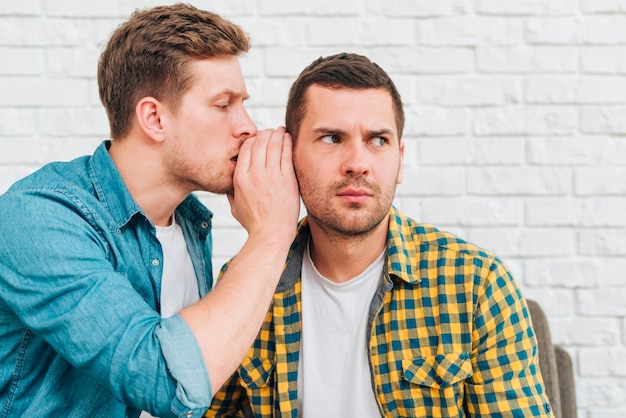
[207,53,553,417]
[0,4,299,417]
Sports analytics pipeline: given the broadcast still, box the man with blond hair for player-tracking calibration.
[0,4,299,417]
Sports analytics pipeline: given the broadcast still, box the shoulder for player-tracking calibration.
[389,207,496,261]
[386,207,516,288]
[1,157,94,214]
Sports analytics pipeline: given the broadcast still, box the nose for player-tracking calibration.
[234,106,257,140]
[341,140,369,177]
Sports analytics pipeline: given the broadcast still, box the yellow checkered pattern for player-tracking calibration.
[206,207,554,417]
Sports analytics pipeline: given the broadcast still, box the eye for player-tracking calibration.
[217,103,230,110]
[321,134,340,144]
[371,136,388,147]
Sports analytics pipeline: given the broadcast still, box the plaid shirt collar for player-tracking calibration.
[277,206,419,293]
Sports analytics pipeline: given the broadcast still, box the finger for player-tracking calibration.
[280,132,295,176]
[265,127,286,170]
[235,137,255,173]
[248,129,272,171]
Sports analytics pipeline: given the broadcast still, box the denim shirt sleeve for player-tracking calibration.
[158,315,213,415]
[0,185,212,416]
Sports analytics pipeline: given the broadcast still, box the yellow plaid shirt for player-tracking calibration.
[207,207,554,417]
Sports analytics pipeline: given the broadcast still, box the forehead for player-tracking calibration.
[301,85,397,132]
[186,56,247,97]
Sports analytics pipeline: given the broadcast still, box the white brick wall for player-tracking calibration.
[1,0,625,415]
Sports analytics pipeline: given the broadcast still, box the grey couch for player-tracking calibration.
[527,299,577,418]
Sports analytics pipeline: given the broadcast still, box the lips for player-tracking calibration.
[338,189,370,197]
[337,185,372,196]
[337,187,372,204]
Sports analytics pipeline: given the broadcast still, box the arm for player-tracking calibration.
[179,127,300,395]
[465,260,554,417]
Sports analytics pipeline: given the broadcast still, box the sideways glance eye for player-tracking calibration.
[371,137,388,146]
[321,134,340,144]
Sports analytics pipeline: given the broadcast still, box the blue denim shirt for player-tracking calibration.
[0,141,214,418]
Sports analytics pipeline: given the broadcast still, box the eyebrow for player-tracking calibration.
[214,89,250,101]
[312,127,394,137]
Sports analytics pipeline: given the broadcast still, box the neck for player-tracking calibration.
[307,216,388,284]
[109,137,185,227]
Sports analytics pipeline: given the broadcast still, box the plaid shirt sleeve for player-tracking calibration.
[464,257,551,416]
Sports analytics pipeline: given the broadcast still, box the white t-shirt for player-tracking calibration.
[297,241,384,417]
[155,216,199,318]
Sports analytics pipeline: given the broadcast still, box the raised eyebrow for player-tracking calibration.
[312,127,347,136]
[367,129,394,137]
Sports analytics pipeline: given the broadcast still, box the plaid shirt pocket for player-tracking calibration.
[240,357,275,389]
[402,352,472,388]
[391,352,472,417]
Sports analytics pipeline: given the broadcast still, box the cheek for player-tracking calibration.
[293,154,309,181]
[383,156,403,185]
[294,166,321,201]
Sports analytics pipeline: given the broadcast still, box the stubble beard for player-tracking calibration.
[171,165,234,195]
[168,144,235,195]
[301,177,396,240]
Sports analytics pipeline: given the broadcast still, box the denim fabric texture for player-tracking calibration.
[0,141,214,418]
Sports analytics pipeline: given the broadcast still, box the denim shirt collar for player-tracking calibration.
[88,141,144,231]
[88,140,213,235]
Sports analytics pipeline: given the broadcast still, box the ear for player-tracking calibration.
[396,141,405,185]
[135,97,165,143]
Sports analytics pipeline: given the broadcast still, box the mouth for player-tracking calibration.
[338,186,371,196]
[337,188,372,203]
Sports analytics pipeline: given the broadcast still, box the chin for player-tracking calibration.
[202,181,234,195]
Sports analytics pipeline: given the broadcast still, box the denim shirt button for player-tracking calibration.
[151,259,160,267]
[185,411,193,417]
[201,221,209,229]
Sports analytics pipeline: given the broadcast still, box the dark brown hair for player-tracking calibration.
[98,3,250,139]
[285,52,405,141]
